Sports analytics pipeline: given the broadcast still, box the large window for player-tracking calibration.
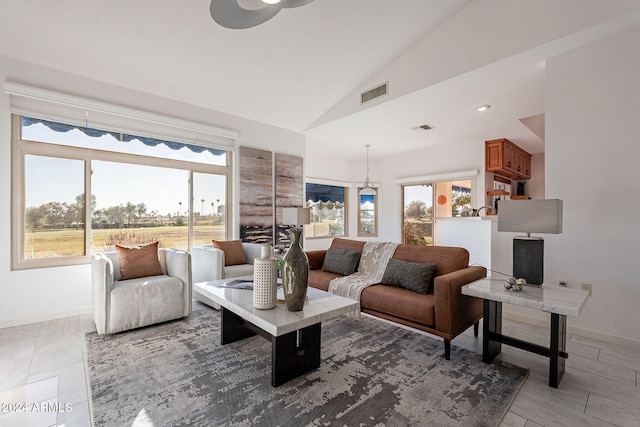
[305,183,347,238]
[402,179,473,245]
[90,161,190,253]
[12,115,231,269]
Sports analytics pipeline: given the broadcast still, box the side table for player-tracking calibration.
[461,278,589,388]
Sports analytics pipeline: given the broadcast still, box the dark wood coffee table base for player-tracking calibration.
[221,307,321,387]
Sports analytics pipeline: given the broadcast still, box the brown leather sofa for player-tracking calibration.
[306,238,486,359]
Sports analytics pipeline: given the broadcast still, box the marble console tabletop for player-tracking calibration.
[194,281,360,337]
[462,278,589,317]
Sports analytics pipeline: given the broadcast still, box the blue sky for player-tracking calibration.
[403,184,433,207]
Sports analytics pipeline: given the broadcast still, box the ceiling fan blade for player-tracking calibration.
[210,0,281,29]
[282,0,314,8]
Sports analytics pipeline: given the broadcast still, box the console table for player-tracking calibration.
[461,278,589,388]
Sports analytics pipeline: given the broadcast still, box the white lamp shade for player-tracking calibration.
[359,186,377,196]
[282,207,311,226]
[498,199,563,234]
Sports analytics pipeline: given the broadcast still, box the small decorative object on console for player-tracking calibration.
[253,245,278,309]
[504,276,526,292]
[282,228,308,311]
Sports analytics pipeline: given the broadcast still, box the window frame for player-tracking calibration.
[401,175,475,246]
[11,114,232,270]
[304,181,348,239]
[357,189,378,237]
[433,179,474,218]
[401,183,434,246]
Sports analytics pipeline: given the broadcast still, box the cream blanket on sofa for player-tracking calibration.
[328,241,399,301]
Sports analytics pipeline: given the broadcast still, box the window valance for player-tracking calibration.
[306,183,345,203]
[23,116,227,157]
[4,82,239,152]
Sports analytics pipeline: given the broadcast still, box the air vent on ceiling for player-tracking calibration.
[412,124,433,132]
[361,83,388,104]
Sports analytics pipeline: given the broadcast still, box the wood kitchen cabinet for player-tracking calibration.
[485,138,532,180]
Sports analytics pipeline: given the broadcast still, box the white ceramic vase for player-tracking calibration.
[253,245,277,309]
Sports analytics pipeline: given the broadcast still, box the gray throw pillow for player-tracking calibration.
[322,248,361,276]
[380,259,436,294]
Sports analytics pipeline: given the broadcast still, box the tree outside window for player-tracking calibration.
[403,184,433,246]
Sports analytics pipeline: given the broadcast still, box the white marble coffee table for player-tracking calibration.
[194,279,359,387]
[462,278,589,388]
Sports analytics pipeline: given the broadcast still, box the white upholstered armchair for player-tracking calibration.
[92,247,192,334]
[191,242,264,283]
[191,241,266,308]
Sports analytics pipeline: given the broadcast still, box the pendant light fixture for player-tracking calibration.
[360,144,376,196]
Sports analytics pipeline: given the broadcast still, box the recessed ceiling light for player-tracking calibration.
[477,105,491,112]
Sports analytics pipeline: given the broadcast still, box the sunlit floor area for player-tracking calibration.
[1,301,638,426]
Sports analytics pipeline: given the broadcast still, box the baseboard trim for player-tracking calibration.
[503,311,640,351]
[0,306,93,329]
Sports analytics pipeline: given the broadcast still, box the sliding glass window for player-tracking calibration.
[12,115,231,269]
[402,184,434,245]
[402,179,473,246]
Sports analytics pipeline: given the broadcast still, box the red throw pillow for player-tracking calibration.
[116,241,164,280]
[212,240,247,266]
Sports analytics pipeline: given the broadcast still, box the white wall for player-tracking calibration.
[315,0,640,127]
[527,153,545,199]
[0,56,305,328]
[546,26,640,344]
[438,218,493,269]
[501,26,640,346]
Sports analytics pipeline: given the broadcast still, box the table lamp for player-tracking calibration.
[282,207,311,227]
[498,199,563,285]
[282,207,311,249]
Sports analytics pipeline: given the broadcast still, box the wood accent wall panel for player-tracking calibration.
[275,153,304,247]
[239,146,273,244]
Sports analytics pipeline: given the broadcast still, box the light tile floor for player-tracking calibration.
[1,301,638,426]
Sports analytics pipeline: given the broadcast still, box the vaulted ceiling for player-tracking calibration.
[1,0,639,159]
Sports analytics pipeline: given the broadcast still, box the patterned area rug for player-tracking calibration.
[85,310,528,426]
